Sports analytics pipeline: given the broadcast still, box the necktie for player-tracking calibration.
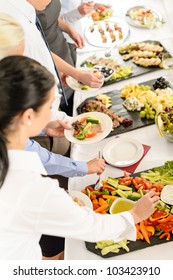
[35,16,68,106]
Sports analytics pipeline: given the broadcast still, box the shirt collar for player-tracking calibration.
[8,150,47,175]
[8,0,36,24]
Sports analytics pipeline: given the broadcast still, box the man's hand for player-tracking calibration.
[87,158,106,175]
[44,120,71,138]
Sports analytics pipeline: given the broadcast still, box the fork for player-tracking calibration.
[94,151,102,190]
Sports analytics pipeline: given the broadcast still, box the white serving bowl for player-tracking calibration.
[109,197,135,214]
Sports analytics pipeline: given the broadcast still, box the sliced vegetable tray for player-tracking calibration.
[85,167,173,258]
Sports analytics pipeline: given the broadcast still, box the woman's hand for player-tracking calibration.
[130,190,160,224]
[68,28,85,49]
[76,69,104,88]
[44,120,71,138]
[87,158,106,175]
[78,1,95,15]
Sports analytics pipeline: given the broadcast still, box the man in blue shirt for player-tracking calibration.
[26,138,105,178]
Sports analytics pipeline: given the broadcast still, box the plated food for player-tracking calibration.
[66,67,103,92]
[69,190,93,209]
[126,6,164,28]
[91,6,113,21]
[64,112,113,144]
[85,18,129,48]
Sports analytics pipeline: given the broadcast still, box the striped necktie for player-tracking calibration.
[35,16,68,106]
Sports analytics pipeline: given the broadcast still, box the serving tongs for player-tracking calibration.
[94,151,103,190]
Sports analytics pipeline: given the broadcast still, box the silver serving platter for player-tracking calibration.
[126,6,164,28]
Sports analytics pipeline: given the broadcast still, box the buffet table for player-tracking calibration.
[65,0,173,260]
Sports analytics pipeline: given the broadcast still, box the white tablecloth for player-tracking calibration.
[65,0,173,260]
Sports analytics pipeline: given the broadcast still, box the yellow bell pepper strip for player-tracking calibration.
[101,184,116,192]
[145,226,155,236]
[159,232,171,240]
[102,195,118,200]
[149,209,169,221]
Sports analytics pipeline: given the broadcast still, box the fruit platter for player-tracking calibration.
[81,161,173,257]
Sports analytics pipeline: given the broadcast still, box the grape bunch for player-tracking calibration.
[140,103,155,119]
[153,77,170,90]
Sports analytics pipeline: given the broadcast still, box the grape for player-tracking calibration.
[140,103,155,120]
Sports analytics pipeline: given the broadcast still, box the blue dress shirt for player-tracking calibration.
[25,139,88,177]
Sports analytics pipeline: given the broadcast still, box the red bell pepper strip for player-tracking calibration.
[159,232,171,240]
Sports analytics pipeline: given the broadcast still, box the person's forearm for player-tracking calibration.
[58,17,72,34]
[51,52,80,80]
[61,9,83,24]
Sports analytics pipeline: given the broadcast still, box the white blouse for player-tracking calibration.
[0,150,136,260]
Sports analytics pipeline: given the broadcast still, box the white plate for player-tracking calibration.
[103,137,144,167]
[126,6,163,29]
[69,190,93,209]
[66,67,103,93]
[161,185,173,205]
[64,112,113,145]
[85,18,130,48]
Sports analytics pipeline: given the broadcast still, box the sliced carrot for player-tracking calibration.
[135,225,144,240]
[98,197,107,206]
[92,199,99,205]
[94,203,109,213]
[80,117,87,123]
[139,221,150,244]
[85,131,97,138]
[100,211,107,214]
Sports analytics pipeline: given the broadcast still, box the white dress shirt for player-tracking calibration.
[0,0,69,121]
[0,150,136,260]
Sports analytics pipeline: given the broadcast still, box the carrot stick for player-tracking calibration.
[139,221,150,244]
[102,195,117,200]
[94,203,109,213]
[135,225,144,240]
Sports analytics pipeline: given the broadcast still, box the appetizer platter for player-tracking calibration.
[126,6,164,28]
[91,5,113,21]
[77,78,173,138]
[64,112,113,144]
[84,18,130,48]
[82,161,173,257]
[81,40,172,87]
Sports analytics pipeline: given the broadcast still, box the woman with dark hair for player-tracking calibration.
[0,56,159,260]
